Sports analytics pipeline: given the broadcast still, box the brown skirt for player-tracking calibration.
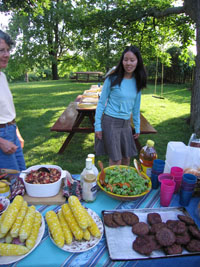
[95,114,138,161]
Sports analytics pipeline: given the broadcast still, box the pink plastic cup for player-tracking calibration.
[160,179,176,207]
[158,173,174,185]
[171,166,184,177]
[174,180,182,193]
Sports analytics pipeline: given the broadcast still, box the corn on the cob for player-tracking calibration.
[61,204,83,240]
[46,210,64,248]
[86,212,101,238]
[83,229,91,241]
[5,232,13,244]
[0,210,8,238]
[68,195,89,230]
[10,201,28,238]
[26,212,42,250]
[57,210,73,245]
[0,243,29,256]
[1,195,23,234]
[19,205,36,242]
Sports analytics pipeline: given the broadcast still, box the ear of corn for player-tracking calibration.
[10,201,28,238]
[5,232,13,244]
[83,229,91,241]
[0,243,29,256]
[86,211,101,238]
[26,212,42,250]
[57,210,73,245]
[0,210,8,238]
[46,210,64,248]
[1,195,23,234]
[61,204,83,240]
[68,196,89,230]
[19,205,36,242]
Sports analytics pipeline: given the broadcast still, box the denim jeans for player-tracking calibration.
[0,124,26,171]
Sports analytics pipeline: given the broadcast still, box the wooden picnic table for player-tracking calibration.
[51,92,157,154]
[72,71,104,82]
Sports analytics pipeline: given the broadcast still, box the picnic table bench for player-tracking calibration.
[70,71,104,82]
[51,96,157,154]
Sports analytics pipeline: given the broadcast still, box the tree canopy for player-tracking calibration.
[1,0,200,134]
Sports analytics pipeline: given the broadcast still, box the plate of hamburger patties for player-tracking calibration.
[102,207,200,260]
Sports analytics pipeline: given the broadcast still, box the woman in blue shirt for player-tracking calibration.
[94,45,147,166]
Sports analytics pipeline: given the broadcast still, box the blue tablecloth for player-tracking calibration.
[2,175,200,267]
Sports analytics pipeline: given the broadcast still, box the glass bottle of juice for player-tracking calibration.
[139,140,157,177]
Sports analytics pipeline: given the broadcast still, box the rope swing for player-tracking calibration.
[152,56,165,99]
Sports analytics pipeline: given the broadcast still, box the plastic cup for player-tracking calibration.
[183,173,197,184]
[174,180,182,193]
[152,159,165,171]
[152,169,163,175]
[181,181,196,191]
[179,189,194,206]
[151,173,159,189]
[161,179,175,191]
[158,173,174,185]
[160,179,175,206]
[171,166,184,177]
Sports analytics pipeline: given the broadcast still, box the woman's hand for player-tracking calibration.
[133,133,140,139]
[0,138,18,154]
[95,131,102,140]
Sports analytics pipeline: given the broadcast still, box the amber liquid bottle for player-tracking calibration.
[139,140,157,177]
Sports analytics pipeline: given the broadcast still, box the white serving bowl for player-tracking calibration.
[19,165,66,198]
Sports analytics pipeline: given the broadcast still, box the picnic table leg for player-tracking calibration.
[58,132,75,154]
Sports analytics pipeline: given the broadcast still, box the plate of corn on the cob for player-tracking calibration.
[0,195,45,264]
[46,195,104,252]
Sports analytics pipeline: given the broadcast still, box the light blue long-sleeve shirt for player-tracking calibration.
[94,76,141,133]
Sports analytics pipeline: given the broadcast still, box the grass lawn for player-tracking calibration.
[10,80,193,174]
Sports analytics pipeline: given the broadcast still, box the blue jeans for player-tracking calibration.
[0,124,26,171]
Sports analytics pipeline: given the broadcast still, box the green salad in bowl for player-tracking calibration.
[97,165,152,201]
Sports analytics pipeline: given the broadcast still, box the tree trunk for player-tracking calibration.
[52,62,59,80]
[189,0,200,135]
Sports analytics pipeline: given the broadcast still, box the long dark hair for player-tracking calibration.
[108,45,147,92]
[0,30,14,47]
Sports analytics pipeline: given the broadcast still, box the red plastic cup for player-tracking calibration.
[160,179,175,207]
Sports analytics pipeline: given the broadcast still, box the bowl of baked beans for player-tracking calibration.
[19,165,67,197]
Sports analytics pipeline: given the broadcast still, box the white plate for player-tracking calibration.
[0,211,45,264]
[49,208,104,253]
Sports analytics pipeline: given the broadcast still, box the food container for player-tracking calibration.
[0,196,10,215]
[19,165,67,197]
[97,165,152,201]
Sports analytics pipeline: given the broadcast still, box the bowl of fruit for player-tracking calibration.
[19,165,67,197]
[97,165,152,201]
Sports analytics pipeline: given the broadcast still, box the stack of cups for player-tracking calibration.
[151,159,165,189]
[160,179,176,207]
[170,166,184,194]
[179,173,197,206]
[158,173,174,185]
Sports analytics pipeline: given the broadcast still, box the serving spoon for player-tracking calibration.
[98,160,106,185]
[133,159,147,179]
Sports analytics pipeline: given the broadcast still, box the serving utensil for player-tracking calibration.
[98,160,106,185]
[37,167,50,173]
[0,166,50,175]
[133,159,147,179]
